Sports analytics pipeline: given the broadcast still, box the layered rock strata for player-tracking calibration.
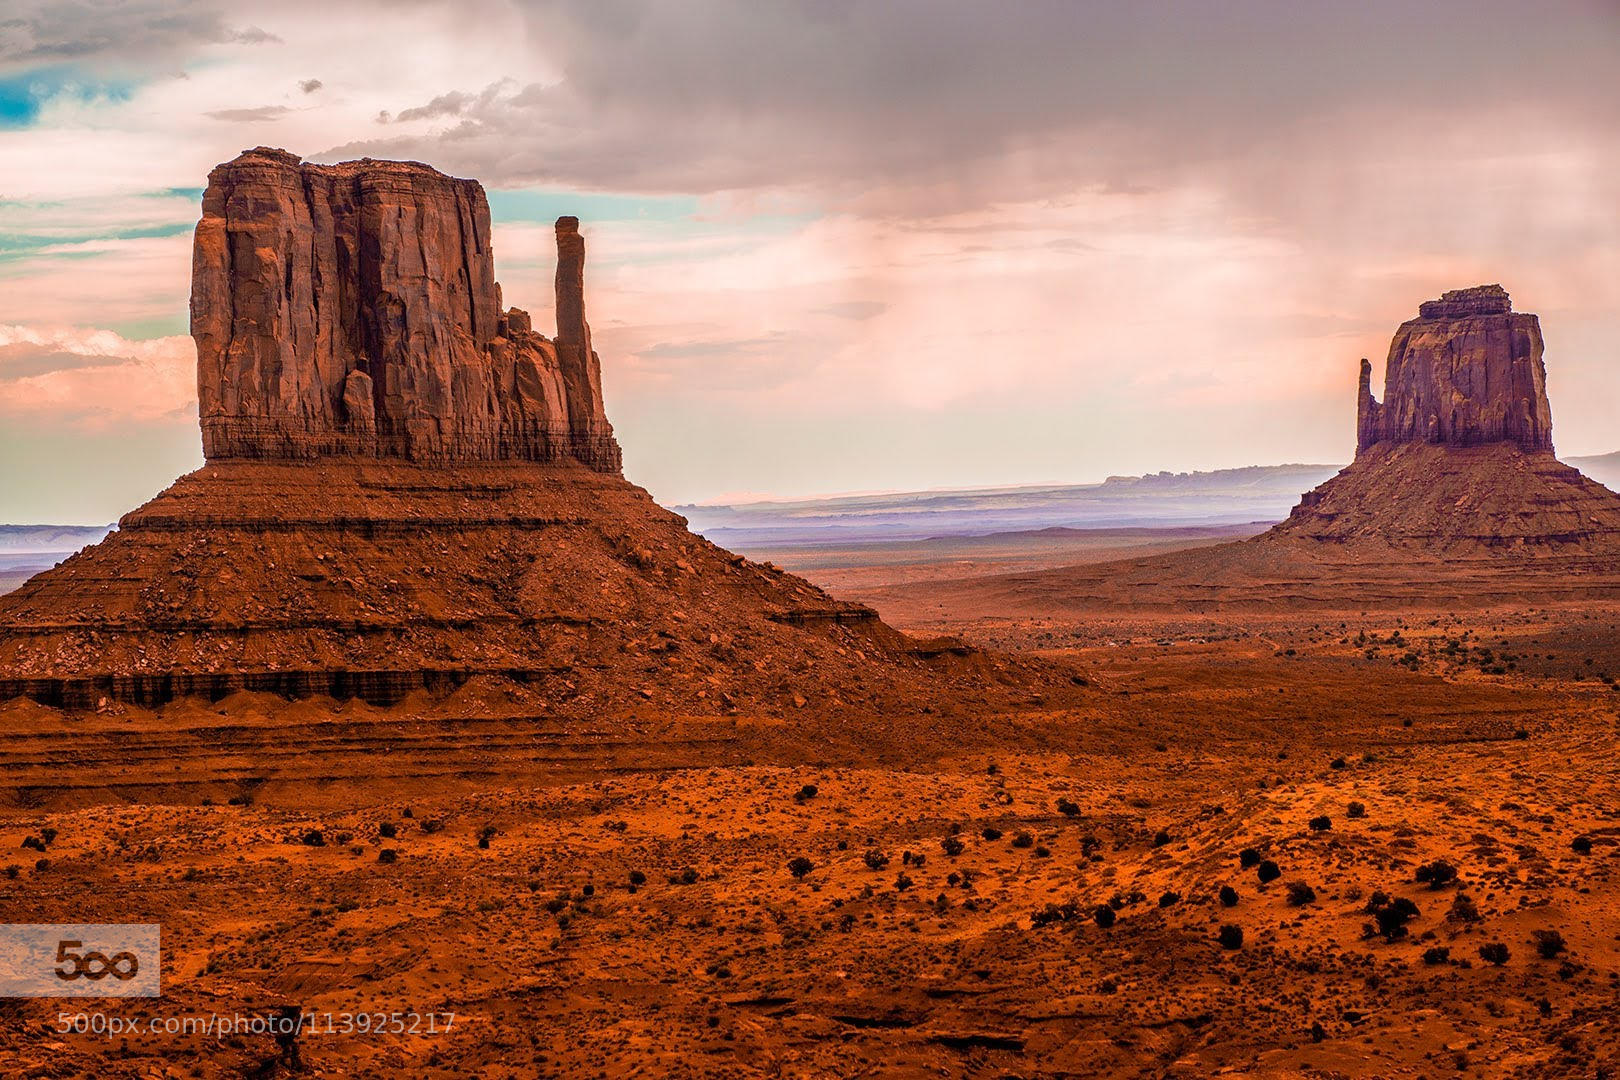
[192,147,620,469]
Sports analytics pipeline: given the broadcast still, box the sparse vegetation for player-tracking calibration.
[1478,942,1510,966]
[1414,859,1457,888]
[1257,859,1281,884]
[1218,924,1244,949]
[788,856,814,879]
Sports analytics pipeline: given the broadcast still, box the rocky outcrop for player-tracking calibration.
[1267,284,1620,557]
[1356,285,1552,456]
[191,147,620,470]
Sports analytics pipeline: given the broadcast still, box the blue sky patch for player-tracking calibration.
[0,68,136,129]
[486,188,699,224]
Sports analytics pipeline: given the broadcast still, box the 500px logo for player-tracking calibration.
[1,925,160,998]
[54,940,141,982]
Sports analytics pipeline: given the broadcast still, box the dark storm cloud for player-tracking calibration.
[322,0,1620,200]
[0,1,274,71]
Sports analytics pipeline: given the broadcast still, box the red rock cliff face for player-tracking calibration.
[191,147,621,470]
[1356,284,1552,457]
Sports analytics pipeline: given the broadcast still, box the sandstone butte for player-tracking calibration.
[1273,284,1620,551]
[869,285,1620,618]
[0,148,1075,718]
[191,147,619,469]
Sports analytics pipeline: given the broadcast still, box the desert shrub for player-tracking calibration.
[1534,930,1567,959]
[794,784,819,803]
[1011,832,1034,849]
[675,867,700,885]
[1218,924,1244,949]
[787,856,814,879]
[376,848,398,864]
[1219,885,1239,907]
[3,866,16,880]
[1347,801,1367,819]
[1034,845,1051,858]
[1093,905,1116,929]
[1056,798,1082,817]
[33,859,49,872]
[1414,859,1457,888]
[20,836,45,853]
[1423,946,1450,965]
[629,869,647,886]
[1158,891,1180,908]
[1478,942,1510,966]
[1447,893,1482,924]
[419,819,444,834]
[894,872,914,892]
[1367,895,1420,940]
[941,836,965,857]
[1152,830,1172,847]
[1572,835,1593,855]
[1239,847,1261,868]
[863,849,890,871]
[981,827,1003,841]
[39,828,57,845]
[1258,860,1282,884]
[1031,901,1081,927]
[1330,757,1347,770]
[377,822,397,839]
[1308,816,1332,832]
[301,829,326,848]
[1286,881,1317,906]
[477,825,498,849]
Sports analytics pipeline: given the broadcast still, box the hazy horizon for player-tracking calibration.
[4,0,1619,523]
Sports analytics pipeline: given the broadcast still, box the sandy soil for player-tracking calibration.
[3,574,1617,1076]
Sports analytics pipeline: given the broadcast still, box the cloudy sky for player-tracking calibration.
[3,0,1618,523]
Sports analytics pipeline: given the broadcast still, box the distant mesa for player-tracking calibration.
[1274,284,1620,553]
[888,285,1620,616]
[193,147,619,470]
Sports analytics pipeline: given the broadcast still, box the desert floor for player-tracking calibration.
[2,530,1618,1078]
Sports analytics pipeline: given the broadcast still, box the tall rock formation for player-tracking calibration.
[0,149,1065,724]
[1272,285,1620,553]
[191,147,620,470]
[1355,285,1552,456]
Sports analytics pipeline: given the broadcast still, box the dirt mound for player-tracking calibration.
[0,458,1073,714]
